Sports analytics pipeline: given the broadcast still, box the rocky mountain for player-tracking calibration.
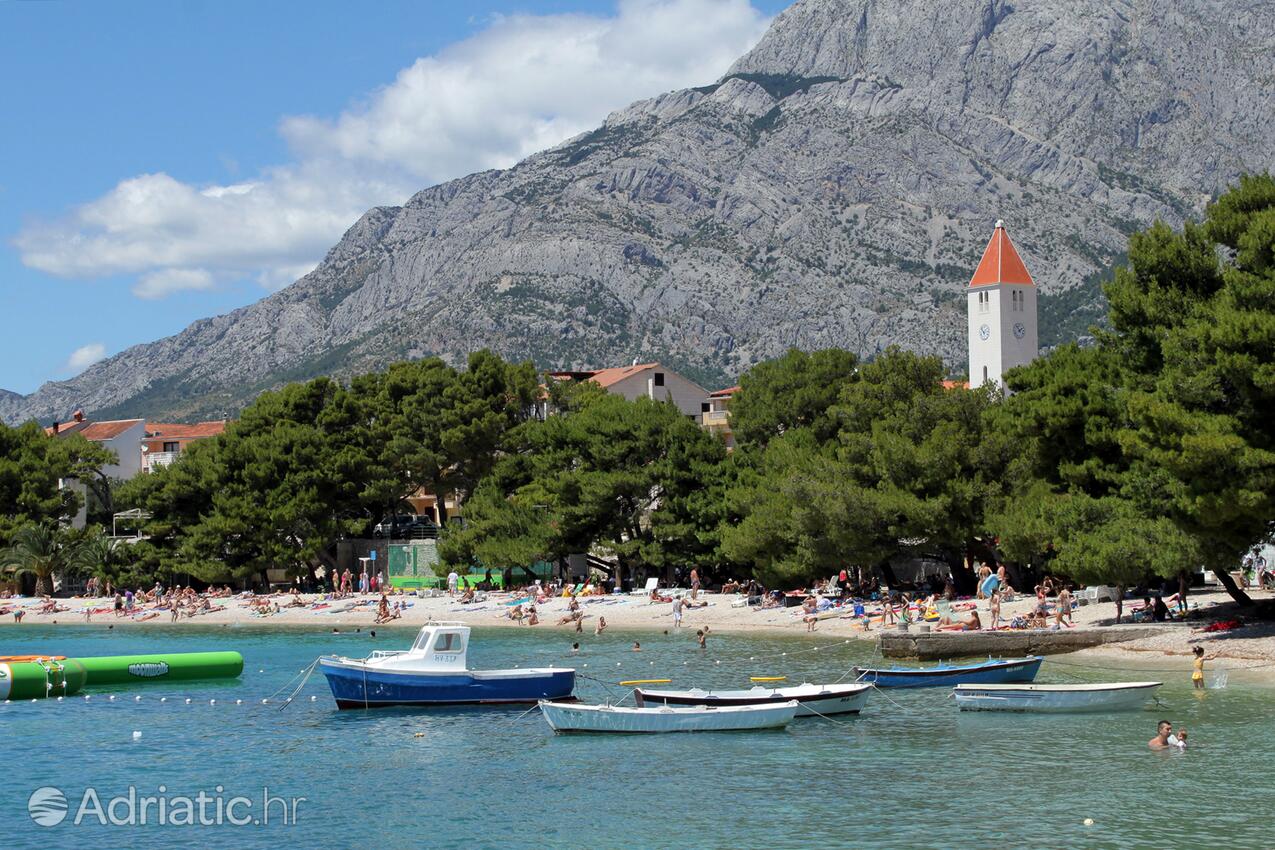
[5,0,1274,424]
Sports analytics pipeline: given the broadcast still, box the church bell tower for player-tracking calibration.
[967,220,1038,390]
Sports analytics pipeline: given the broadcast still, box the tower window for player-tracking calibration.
[983,366,989,383]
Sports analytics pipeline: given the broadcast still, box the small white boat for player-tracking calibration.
[319,622,574,709]
[538,699,800,733]
[953,681,1162,713]
[633,682,870,717]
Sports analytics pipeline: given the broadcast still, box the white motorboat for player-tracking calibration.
[633,682,870,717]
[319,622,574,709]
[952,681,1162,713]
[538,699,800,733]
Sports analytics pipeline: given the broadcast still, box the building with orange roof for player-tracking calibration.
[545,362,709,419]
[141,420,229,472]
[47,410,147,480]
[967,220,1039,390]
[702,385,739,449]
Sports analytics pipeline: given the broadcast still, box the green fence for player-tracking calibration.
[385,543,555,590]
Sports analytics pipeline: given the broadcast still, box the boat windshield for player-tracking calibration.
[433,632,464,653]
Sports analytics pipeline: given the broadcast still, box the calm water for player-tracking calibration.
[0,624,1269,849]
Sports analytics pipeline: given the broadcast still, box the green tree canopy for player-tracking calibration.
[728,348,858,449]
[441,386,726,586]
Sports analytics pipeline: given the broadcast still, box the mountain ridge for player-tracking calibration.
[5,0,1273,424]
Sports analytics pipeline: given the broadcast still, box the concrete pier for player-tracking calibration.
[877,627,1162,660]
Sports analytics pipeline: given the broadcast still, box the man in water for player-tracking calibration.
[1149,720,1186,749]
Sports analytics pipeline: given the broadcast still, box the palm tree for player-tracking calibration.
[2,524,80,596]
[72,531,125,590]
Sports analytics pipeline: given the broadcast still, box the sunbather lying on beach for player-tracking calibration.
[937,611,982,631]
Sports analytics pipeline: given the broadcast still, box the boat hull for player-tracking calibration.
[319,658,575,709]
[634,683,870,717]
[953,682,1162,713]
[539,700,799,733]
[854,656,1042,688]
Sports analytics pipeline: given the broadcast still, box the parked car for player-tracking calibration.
[404,517,439,539]
[373,514,418,538]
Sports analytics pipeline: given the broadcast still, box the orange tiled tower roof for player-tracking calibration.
[969,220,1034,287]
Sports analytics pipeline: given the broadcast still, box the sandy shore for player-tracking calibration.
[5,586,1272,670]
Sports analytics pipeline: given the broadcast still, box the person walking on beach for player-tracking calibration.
[690,568,700,600]
[1054,587,1072,627]
[447,570,459,596]
[672,595,685,628]
[989,590,1002,629]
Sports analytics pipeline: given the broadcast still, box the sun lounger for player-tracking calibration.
[631,577,660,596]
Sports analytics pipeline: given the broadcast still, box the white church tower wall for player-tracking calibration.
[967,220,1038,390]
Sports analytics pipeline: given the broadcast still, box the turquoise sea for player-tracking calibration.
[1,624,1269,849]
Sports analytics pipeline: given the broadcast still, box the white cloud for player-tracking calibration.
[133,268,217,299]
[65,343,106,373]
[14,0,769,298]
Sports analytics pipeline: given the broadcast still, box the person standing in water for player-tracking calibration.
[1191,646,1212,690]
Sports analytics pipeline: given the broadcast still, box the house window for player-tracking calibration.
[701,402,710,413]
[653,372,665,387]
[162,442,179,453]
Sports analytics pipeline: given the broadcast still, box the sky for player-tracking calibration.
[0,0,789,395]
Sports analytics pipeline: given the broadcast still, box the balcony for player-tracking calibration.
[701,410,731,426]
[146,451,179,470]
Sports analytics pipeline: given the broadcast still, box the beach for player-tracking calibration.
[6,585,1274,676]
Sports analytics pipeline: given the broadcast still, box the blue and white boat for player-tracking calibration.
[319,622,575,709]
[853,656,1042,688]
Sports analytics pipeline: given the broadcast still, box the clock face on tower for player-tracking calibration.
[978,324,990,341]
[1013,322,1026,339]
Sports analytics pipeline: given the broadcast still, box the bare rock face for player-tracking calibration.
[5,0,1273,423]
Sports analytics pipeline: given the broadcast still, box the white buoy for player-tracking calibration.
[135,695,142,702]
[209,699,216,705]
[310,695,316,701]
[108,695,116,701]
[132,731,142,740]
[1083,819,1094,826]
[160,697,167,703]
[715,660,720,664]
[236,699,243,705]
[258,669,264,673]
[84,695,90,701]
[56,696,63,702]
[261,698,268,704]
[32,698,38,703]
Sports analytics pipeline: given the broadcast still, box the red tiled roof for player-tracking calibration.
[146,420,229,439]
[709,386,740,397]
[547,364,662,388]
[76,419,144,441]
[970,220,1034,287]
[587,364,660,388]
[941,380,970,390]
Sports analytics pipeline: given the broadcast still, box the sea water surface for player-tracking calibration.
[0,624,1269,849]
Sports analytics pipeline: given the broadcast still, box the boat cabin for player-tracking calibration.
[405,623,470,670]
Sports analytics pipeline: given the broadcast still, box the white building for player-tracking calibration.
[546,363,708,419]
[47,411,146,479]
[968,220,1039,390]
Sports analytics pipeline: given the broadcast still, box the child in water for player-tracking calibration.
[1192,645,1210,690]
